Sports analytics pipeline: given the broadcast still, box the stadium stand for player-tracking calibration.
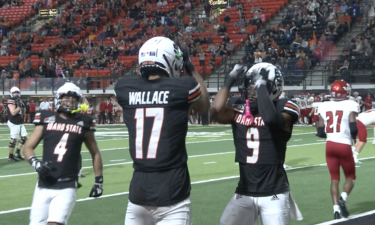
[0,0,368,92]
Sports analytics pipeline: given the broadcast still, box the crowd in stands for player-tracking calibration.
[327,2,374,83]
[0,0,366,90]
[235,0,361,85]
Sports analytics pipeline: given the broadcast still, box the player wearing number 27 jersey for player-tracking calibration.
[317,79,359,219]
[115,37,209,225]
[211,63,303,225]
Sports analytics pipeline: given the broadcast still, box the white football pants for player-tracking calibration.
[125,197,191,225]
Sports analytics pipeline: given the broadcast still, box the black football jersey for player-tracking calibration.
[33,111,96,189]
[115,75,201,206]
[229,97,299,197]
[7,98,23,124]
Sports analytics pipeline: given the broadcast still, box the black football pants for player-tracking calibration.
[99,111,106,124]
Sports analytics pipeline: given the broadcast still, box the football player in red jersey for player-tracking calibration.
[211,63,303,225]
[317,80,359,219]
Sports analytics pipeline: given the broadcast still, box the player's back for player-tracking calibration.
[115,76,200,172]
[34,111,95,188]
[319,100,359,145]
[115,76,201,206]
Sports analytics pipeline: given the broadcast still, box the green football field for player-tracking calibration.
[1,124,375,225]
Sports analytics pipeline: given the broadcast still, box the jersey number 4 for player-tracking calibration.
[326,111,343,133]
[246,128,260,164]
[134,108,164,159]
[54,133,70,162]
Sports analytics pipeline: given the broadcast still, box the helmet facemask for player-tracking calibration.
[55,92,82,115]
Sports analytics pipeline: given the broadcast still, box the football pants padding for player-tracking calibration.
[29,184,77,225]
[220,192,291,225]
[124,197,191,225]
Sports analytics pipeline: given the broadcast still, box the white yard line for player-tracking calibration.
[203,162,217,164]
[316,209,375,225]
[2,156,375,216]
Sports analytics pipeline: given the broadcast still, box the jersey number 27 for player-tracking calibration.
[246,128,260,164]
[134,108,164,159]
[326,111,343,133]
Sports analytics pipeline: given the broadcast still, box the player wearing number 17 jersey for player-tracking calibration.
[317,79,360,219]
[24,82,103,225]
[115,37,209,225]
[211,63,303,225]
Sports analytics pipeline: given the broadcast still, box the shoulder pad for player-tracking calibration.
[228,97,244,113]
[33,111,56,124]
[77,114,96,131]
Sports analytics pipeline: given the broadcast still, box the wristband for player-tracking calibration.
[223,77,236,89]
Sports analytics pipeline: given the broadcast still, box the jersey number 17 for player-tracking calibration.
[134,108,164,159]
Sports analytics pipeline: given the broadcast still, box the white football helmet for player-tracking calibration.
[240,62,284,101]
[9,86,20,98]
[138,36,184,78]
[54,82,83,114]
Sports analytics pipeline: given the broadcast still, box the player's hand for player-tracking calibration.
[229,64,246,80]
[175,38,195,75]
[16,99,24,108]
[254,68,268,88]
[32,160,52,179]
[89,176,103,197]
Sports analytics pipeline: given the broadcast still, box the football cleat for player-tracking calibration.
[15,153,25,161]
[334,211,341,219]
[338,197,349,218]
[78,173,86,178]
[8,157,19,162]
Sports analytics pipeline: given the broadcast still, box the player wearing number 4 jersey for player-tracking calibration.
[115,37,209,225]
[211,63,303,225]
[317,79,360,220]
[24,82,104,225]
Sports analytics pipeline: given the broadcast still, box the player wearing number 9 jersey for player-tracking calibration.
[115,37,209,225]
[317,79,360,219]
[24,82,103,225]
[211,62,303,225]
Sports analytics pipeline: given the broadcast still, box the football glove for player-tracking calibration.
[89,176,103,197]
[176,38,195,75]
[254,68,268,88]
[29,156,52,179]
[229,64,246,80]
[16,98,24,108]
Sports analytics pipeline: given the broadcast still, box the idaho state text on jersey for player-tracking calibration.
[46,122,82,134]
[234,114,265,126]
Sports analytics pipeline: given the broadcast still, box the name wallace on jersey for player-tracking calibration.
[129,91,169,105]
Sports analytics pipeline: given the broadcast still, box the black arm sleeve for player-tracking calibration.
[317,127,326,138]
[256,85,285,128]
[349,122,358,140]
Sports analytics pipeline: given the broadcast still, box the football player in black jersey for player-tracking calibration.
[211,63,303,225]
[115,36,209,225]
[7,86,28,161]
[24,82,103,225]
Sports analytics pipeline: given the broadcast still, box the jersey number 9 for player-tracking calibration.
[246,128,260,164]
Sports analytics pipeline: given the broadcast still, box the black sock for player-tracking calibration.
[16,149,20,154]
[9,153,14,158]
